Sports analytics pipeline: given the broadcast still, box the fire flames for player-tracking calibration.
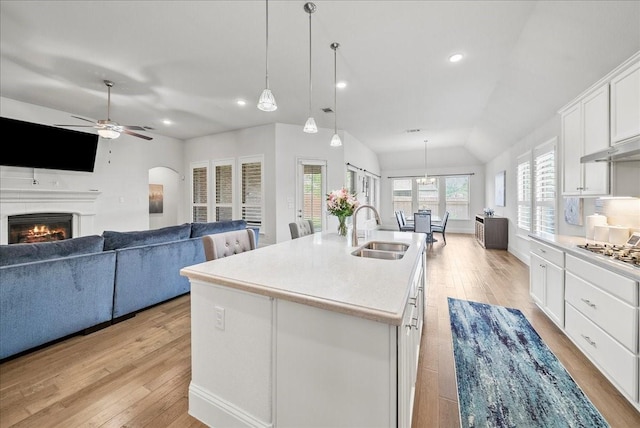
[20,224,67,243]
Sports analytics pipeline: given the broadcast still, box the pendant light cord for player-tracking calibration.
[308,10,312,117]
[265,0,270,89]
[332,43,339,134]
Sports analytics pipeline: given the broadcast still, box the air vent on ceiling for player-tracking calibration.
[322,107,334,113]
[405,128,421,133]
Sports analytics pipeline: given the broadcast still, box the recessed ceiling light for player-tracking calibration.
[449,53,463,63]
[237,99,247,106]
[336,81,347,89]
[162,119,172,125]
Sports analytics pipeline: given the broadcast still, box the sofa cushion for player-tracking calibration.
[190,220,248,238]
[0,235,105,267]
[103,223,191,251]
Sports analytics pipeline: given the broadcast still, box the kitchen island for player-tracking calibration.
[180,230,427,428]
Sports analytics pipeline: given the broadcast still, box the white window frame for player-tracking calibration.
[517,151,532,235]
[212,158,235,221]
[190,161,209,222]
[238,154,264,231]
[533,138,557,235]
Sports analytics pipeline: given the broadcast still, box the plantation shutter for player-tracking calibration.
[534,145,556,234]
[192,164,208,222]
[304,164,324,230]
[517,154,531,232]
[214,163,233,221]
[241,160,262,227]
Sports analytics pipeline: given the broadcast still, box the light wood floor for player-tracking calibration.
[1,233,639,427]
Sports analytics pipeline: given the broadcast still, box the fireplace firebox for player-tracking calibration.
[8,213,73,244]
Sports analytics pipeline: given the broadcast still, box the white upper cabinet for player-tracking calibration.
[561,84,610,196]
[610,59,640,144]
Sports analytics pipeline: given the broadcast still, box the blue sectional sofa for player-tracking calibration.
[0,220,258,360]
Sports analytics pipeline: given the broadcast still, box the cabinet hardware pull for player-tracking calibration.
[580,298,596,308]
[581,334,596,347]
[540,249,546,253]
[540,264,546,268]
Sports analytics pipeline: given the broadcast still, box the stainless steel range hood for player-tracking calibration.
[580,136,640,163]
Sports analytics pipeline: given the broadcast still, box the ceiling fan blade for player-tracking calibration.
[70,115,97,124]
[122,129,153,140]
[53,124,96,128]
[122,125,147,131]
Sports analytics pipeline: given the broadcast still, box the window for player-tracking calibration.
[213,160,234,221]
[517,138,556,235]
[534,142,556,234]
[240,156,263,228]
[191,162,209,222]
[517,153,532,232]
[392,175,470,220]
[346,168,357,196]
[303,163,324,231]
[445,176,469,220]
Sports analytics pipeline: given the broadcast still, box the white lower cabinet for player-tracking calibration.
[529,240,565,328]
[564,254,639,409]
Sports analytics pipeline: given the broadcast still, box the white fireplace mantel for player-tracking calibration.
[1,188,101,244]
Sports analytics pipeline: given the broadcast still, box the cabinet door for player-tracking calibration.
[561,103,583,195]
[544,261,564,327]
[529,253,545,307]
[611,60,640,143]
[582,85,610,196]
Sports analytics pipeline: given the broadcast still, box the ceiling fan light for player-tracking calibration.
[303,117,318,133]
[98,129,120,139]
[257,88,277,111]
[330,133,342,147]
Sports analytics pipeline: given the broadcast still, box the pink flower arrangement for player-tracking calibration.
[326,187,359,218]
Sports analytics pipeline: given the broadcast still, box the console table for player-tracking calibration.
[475,214,508,249]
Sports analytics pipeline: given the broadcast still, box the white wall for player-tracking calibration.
[0,97,185,235]
[149,166,181,229]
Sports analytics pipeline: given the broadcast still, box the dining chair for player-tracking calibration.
[202,229,256,261]
[289,219,315,239]
[431,211,449,245]
[413,211,433,242]
[395,211,414,232]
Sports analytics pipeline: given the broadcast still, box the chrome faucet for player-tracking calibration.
[351,204,381,246]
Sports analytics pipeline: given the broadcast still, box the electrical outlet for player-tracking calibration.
[214,306,225,330]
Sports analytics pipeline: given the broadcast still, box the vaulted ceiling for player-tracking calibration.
[1,1,639,168]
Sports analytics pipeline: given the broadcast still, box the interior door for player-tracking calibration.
[296,159,326,232]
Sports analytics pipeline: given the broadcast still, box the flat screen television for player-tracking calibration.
[1,116,99,172]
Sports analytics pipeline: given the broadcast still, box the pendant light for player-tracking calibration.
[257,0,277,111]
[303,2,318,133]
[330,42,342,147]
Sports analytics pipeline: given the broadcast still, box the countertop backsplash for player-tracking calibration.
[596,197,640,234]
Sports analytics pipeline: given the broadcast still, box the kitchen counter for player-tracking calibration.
[529,232,639,281]
[181,229,427,427]
[181,229,426,325]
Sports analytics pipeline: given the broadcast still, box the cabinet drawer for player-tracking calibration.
[566,254,637,305]
[566,272,637,353]
[565,304,638,402]
[530,240,564,267]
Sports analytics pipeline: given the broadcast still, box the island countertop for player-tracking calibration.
[180,229,426,325]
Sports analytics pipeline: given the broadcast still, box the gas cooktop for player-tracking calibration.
[577,243,640,268]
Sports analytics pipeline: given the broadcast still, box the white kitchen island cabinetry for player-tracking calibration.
[182,230,426,428]
[529,239,565,328]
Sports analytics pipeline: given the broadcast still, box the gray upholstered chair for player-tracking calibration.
[395,211,414,232]
[431,211,449,245]
[413,211,433,242]
[202,229,256,261]
[289,220,315,239]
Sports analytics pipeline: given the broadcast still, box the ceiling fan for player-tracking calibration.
[55,80,153,141]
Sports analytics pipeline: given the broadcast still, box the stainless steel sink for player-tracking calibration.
[351,248,405,260]
[362,241,409,252]
[351,241,408,260]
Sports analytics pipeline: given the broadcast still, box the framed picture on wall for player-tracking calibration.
[495,171,506,207]
[149,184,164,214]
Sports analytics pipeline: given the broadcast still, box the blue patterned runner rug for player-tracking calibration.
[447,297,609,428]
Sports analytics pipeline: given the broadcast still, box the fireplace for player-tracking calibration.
[8,213,73,244]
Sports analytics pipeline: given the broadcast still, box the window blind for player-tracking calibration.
[534,148,555,234]
[241,161,262,227]
[192,165,208,222]
[517,157,531,232]
[215,163,233,221]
